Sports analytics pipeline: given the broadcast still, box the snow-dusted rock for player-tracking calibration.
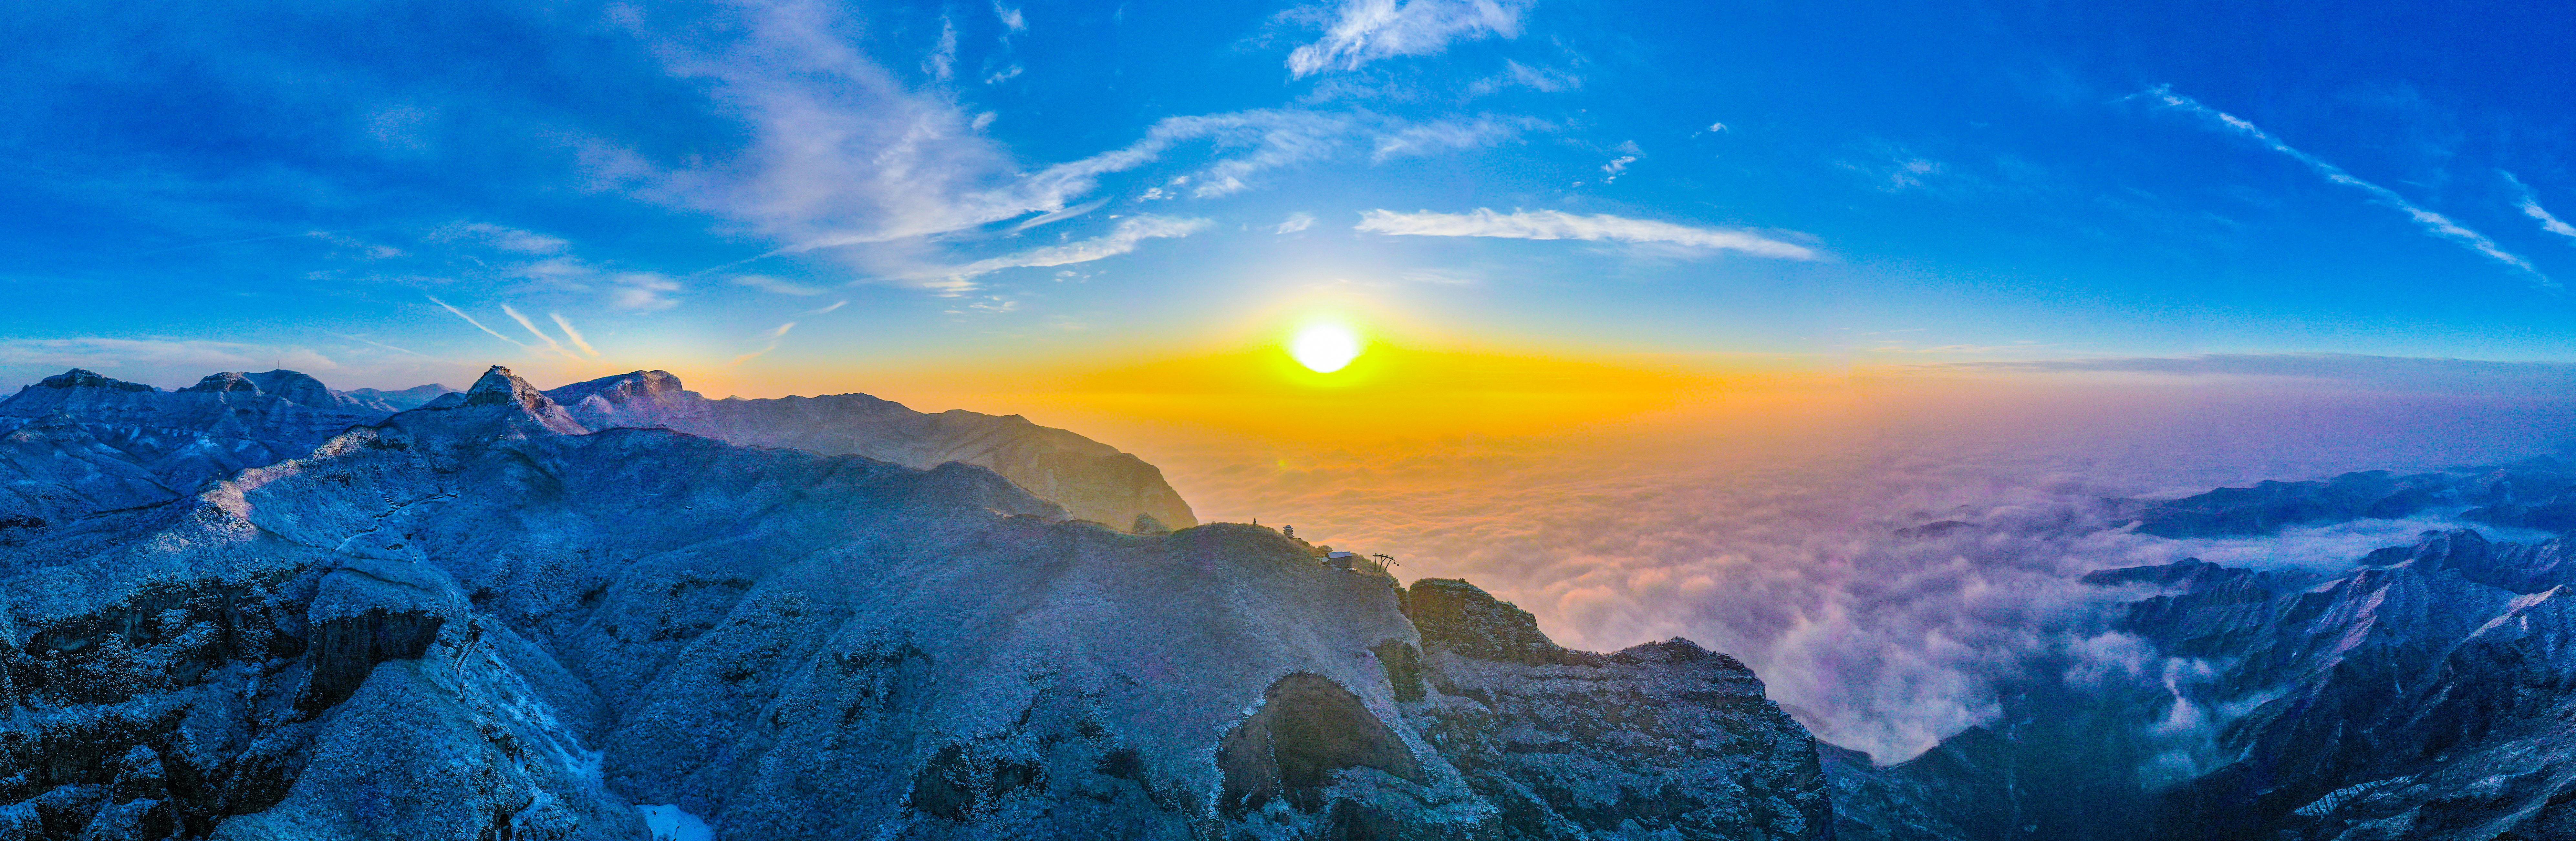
[545,370,1198,531]
[0,366,1822,840]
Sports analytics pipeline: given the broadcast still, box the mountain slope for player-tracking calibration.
[0,369,399,524]
[0,366,1822,840]
[1829,525,2576,841]
[544,370,1196,532]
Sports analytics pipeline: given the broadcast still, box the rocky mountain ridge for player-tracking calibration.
[2121,459,2575,537]
[1839,474,2576,841]
[0,366,1191,536]
[0,366,1828,840]
[540,370,1198,531]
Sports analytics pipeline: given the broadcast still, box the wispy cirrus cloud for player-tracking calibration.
[924,215,1213,293]
[2142,87,2553,289]
[549,313,601,358]
[427,222,568,255]
[732,275,830,296]
[1356,208,1818,259]
[1287,0,1531,77]
[2502,171,2576,241]
[426,295,529,350]
[732,320,798,365]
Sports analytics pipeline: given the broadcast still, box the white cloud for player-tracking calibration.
[549,313,602,358]
[1148,371,2576,760]
[2502,171,2576,241]
[991,1,1026,32]
[2145,87,2553,289]
[307,230,405,260]
[926,215,1213,292]
[1600,155,1636,182]
[1274,212,1317,234]
[923,15,957,81]
[732,320,798,365]
[1370,116,1540,162]
[608,273,682,311]
[732,275,830,296]
[1355,208,1817,259]
[1465,59,1578,96]
[1287,0,1530,77]
[500,304,583,362]
[428,222,569,255]
[1005,198,1107,234]
[609,2,1547,275]
[426,295,529,350]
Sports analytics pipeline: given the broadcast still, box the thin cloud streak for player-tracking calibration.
[328,332,442,361]
[500,304,581,361]
[550,313,602,358]
[2145,87,2554,289]
[2502,171,2576,241]
[425,296,529,350]
[1356,208,1818,259]
[1287,0,1530,77]
[922,214,1213,292]
[732,321,798,365]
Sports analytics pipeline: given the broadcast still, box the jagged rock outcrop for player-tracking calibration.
[542,370,1197,531]
[0,366,1821,840]
[1394,579,1833,840]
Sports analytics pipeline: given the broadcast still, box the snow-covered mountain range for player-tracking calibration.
[0,366,1829,839]
[1833,460,2576,841]
[3,361,2570,840]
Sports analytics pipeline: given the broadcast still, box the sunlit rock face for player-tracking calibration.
[545,370,1199,532]
[0,365,1823,839]
[1830,515,2576,840]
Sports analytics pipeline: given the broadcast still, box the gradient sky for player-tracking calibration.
[8,0,2576,396]
[16,0,2576,762]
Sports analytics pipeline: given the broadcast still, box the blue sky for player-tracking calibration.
[6,0,2576,393]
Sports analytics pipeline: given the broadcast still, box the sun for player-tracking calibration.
[1288,321,1364,373]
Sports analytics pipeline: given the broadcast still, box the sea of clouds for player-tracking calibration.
[1107,372,2576,761]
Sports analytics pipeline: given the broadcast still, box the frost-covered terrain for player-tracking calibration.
[0,366,1826,839]
[0,365,1190,537]
[1830,461,2576,841]
[541,370,1196,531]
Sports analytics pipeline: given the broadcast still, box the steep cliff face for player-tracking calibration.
[0,367,1819,840]
[1394,579,1833,840]
[545,370,1198,531]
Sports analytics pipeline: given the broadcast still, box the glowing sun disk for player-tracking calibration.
[1289,322,1364,373]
